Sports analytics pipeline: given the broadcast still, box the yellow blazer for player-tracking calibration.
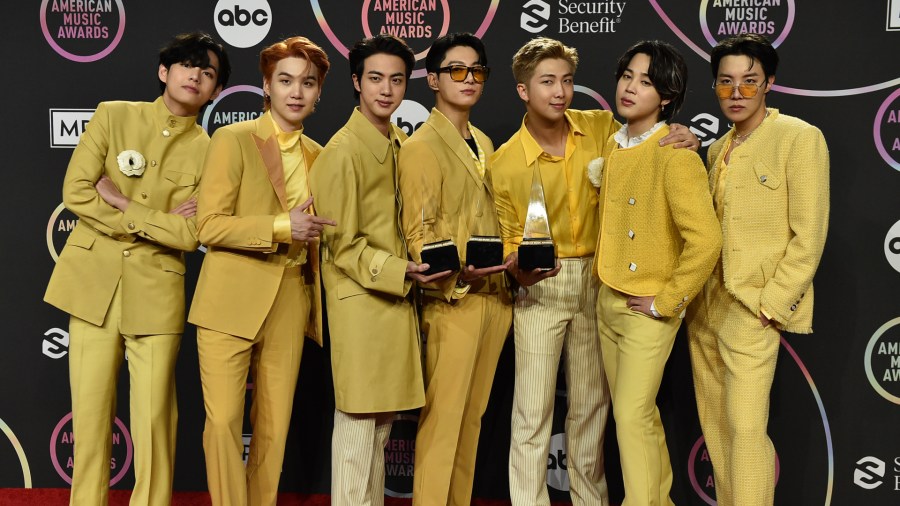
[188,113,323,344]
[309,108,424,413]
[707,109,829,333]
[45,98,203,334]
[398,108,509,302]
[596,126,721,317]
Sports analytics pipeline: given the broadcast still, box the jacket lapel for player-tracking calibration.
[252,115,288,211]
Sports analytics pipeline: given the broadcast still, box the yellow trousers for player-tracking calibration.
[686,269,779,506]
[509,257,610,506]
[68,281,180,506]
[331,410,394,506]
[412,292,511,506]
[596,284,679,506]
[197,267,308,506]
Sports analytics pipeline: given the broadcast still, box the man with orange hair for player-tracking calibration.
[188,36,335,506]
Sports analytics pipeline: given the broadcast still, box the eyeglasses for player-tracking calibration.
[712,81,766,99]
[437,65,490,83]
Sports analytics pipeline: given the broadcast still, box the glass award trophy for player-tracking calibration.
[420,183,460,275]
[465,191,503,269]
[517,160,555,271]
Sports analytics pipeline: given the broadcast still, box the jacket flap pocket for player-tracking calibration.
[753,162,781,189]
[158,254,186,275]
[164,170,197,187]
[336,276,368,300]
[66,225,95,250]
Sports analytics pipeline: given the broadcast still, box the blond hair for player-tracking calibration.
[511,37,579,83]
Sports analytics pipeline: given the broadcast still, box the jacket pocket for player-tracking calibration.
[164,170,198,187]
[158,255,186,275]
[335,275,368,300]
[66,225,95,250]
[753,162,781,190]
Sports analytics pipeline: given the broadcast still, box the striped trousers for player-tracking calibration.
[509,257,610,506]
[331,410,394,506]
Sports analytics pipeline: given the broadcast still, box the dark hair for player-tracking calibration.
[260,36,330,111]
[158,32,231,96]
[615,40,688,122]
[424,32,487,74]
[348,34,415,99]
[710,33,778,81]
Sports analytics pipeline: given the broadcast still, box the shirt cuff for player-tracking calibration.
[760,307,773,320]
[650,300,661,319]
[273,212,292,243]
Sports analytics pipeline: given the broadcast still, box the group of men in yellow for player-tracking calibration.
[45,26,828,506]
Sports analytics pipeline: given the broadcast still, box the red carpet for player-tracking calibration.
[0,488,579,505]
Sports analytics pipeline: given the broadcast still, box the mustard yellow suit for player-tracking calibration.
[188,112,323,506]
[310,108,423,506]
[45,97,204,505]
[398,109,512,506]
[596,125,721,506]
[686,109,830,506]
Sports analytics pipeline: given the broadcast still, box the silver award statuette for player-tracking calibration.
[517,160,555,271]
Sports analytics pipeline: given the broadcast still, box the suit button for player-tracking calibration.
[759,175,768,183]
[628,198,636,205]
[127,222,135,230]
[628,230,634,239]
[371,276,377,282]
[162,129,171,137]
[141,192,148,199]
[168,119,177,127]
[123,250,131,257]
[790,304,797,311]
[151,160,157,167]
[629,262,637,272]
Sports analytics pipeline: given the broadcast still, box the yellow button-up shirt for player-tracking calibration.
[491,109,619,259]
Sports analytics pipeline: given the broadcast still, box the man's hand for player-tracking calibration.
[660,123,700,151]
[507,252,561,287]
[169,197,197,218]
[95,175,129,211]
[626,295,657,318]
[759,312,775,328]
[406,261,453,283]
[290,196,337,242]
[459,257,514,283]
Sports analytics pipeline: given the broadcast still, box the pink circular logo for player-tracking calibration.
[688,435,781,505]
[39,0,126,63]
[699,0,795,48]
[873,87,900,171]
[50,412,133,485]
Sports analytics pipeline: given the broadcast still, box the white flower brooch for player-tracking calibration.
[117,150,146,177]
[586,156,604,189]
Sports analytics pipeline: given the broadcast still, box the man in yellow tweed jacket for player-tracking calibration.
[687,34,830,506]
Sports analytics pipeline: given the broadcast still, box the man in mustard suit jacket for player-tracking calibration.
[686,34,830,506]
[44,33,229,505]
[398,33,513,506]
[188,37,335,506]
[309,34,442,506]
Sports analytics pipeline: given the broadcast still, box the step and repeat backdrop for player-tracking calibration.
[1,1,899,504]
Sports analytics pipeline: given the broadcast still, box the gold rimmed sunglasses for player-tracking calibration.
[437,65,491,83]
[712,81,766,99]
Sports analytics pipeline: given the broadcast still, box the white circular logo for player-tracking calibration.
[214,0,272,48]
[391,100,429,137]
[884,219,900,273]
[853,456,885,489]
[546,432,569,491]
[521,0,551,33]
[864,317,900,404]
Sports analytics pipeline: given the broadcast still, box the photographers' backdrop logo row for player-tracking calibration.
[49,109,94,148]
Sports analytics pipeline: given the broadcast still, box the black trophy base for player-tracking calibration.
[517,239,555,271]
[421,240,460,275]
[465,236,504,269]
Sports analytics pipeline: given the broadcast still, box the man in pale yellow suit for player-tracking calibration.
[397,33,512,506]
[309,34,442,506]
[491,38,698,506]
[188,37,335,506]
[44,33,229,505]
[686,34,829,506]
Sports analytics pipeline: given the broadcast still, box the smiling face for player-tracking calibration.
[714,54,774,131]
[517,57,574,125]
[353,52,408,128]
[263,56,321,132]
[429,45,485,113]
[159,49,222,116]
[615,52,669,136]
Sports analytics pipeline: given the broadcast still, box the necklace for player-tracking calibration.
[732,109,769,146]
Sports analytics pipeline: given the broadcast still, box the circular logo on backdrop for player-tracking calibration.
[688,436,781,504]
[40,0,126,62]
[700,0,794,48]
[572,85,611,111]
[47,203,79,262]
[50,412,133,485]
[1,418,32,487]
[384,414,417,498]
[885,220,900,273]
[864,317,900,404]
[214,0,272,48]
[310,0,500,78]
[873,88,900,171]
[547,432,569,491]
[391,100,429,137]
[201,85,265,137]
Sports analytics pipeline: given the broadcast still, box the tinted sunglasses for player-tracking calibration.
[437,65,490,83]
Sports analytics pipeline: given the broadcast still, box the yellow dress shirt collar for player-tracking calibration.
[519,110,584,166]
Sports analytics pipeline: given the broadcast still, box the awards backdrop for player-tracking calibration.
[1,1,899,504]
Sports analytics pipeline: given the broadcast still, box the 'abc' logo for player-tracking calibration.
[546,432,570,491]
[391,100,429,137]
[854,456,885,489]
[214,0,272,48]
[521,0,551,33]
[884,220,900,273]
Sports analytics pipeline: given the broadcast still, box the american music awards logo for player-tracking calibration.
[688,435,781,505]
[40,0,126,62]
[700,0,794,47]
[47,203,79,262]
[864,317,900,405]
[50,412,134,486]
[201,85,265,137]
[384,413,418,497]
[310,0,499,78]
[874,88,900,171]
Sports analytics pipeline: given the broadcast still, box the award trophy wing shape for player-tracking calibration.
[517,160,555,271]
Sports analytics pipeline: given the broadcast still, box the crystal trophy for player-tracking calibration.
[517,160,555,271]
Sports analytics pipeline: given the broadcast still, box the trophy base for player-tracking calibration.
[465,236,504,269]
[421,240,460,275]
[517,239,555,271]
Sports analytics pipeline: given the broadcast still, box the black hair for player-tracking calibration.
[158,32,231,96]
[424,32,487,74]
[615,40,688,122]
[348,34,415,100]
[710,33,778,81]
